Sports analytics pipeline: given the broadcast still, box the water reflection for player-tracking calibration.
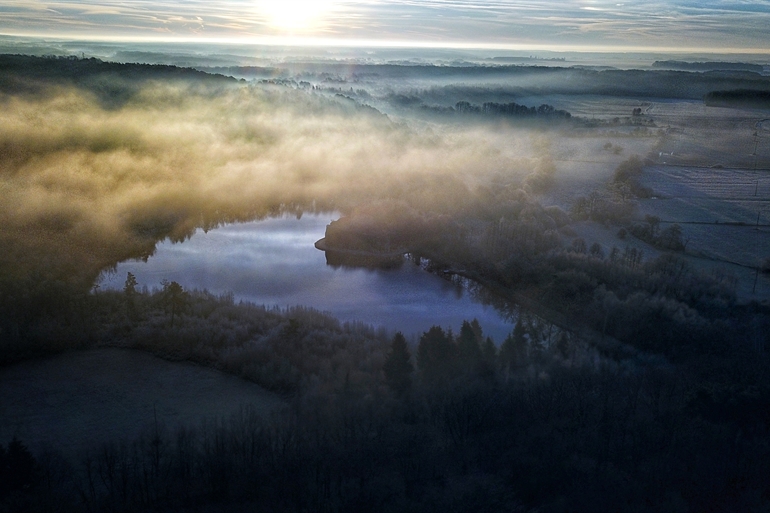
[100,214,514,341]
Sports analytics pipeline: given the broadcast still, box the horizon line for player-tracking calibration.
[2,32,770,56]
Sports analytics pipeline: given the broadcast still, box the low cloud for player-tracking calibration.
[0,78,540,288]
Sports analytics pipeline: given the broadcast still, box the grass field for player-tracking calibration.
[0,349,283,457]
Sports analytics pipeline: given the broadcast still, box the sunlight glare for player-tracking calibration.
[257,0,339,32]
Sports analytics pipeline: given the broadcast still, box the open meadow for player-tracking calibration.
[0,348,282,457]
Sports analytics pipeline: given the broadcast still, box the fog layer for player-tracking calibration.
[0,66,541,291]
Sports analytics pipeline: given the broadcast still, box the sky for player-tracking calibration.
[0,0,769,53]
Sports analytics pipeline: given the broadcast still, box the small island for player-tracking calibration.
[314,236,406,268]
[314,201,452,268]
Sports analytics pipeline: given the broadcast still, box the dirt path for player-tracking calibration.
[0,348,283,456]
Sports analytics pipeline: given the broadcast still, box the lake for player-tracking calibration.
[100,213,514,341]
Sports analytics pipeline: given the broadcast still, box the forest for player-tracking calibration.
[2,276,769,512]
[704,89,770,109]
[1,55,769,512]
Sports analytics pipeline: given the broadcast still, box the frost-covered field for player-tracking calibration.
[544,119,661,209]
[650,103,770,169]
[541,97,770,301]
[635,165,770,299]
[0,349,283,456]
[517,95,656,121]
[640,166,770,222]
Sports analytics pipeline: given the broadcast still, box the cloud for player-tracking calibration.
[0,0,768,51]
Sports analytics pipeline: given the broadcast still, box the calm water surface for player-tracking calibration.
[101,214,514,341]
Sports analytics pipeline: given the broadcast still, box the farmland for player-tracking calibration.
[525,96,770,302]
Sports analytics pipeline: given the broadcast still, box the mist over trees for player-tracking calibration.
[2,54,770,512]
[213,60,770,101]
[652,60,765,73]
[424,100,572,121]
[0,55,537,336]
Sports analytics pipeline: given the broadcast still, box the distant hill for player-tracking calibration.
[488,56,566,63]
[0,54,237,84]
[653,60,764,73]
[0,54,235,107]
[3,54,770,106]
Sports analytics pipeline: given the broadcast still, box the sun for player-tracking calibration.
[257,0,339,32]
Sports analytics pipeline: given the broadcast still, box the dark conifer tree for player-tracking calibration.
[160,279,188,328]
[470,318,483,341]
[383,332,413,397]
[500,318,527,381]
[124,272,138,321]
[457,320,482,366]
[482,336,497,364]
[417,325,455,383]
[0,437,37,498]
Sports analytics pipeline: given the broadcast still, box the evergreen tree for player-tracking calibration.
[470,318,483,341]
[124,272,138,321]
[0,437,37,498]
[524,315,544,363]
[160,279,188,328]
[500,318,527,381]
[417,325,455,383]
[457,320,482,366]
[482,336,497,365]
[383,332,413,397]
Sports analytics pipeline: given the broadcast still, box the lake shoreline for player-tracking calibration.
[313,237,408,258]
[98,215,515,341]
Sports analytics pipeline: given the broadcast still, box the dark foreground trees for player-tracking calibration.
[383,332,413,397]
[1,271,769,512]
[2,288,770,512]
[0,438,37,496]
